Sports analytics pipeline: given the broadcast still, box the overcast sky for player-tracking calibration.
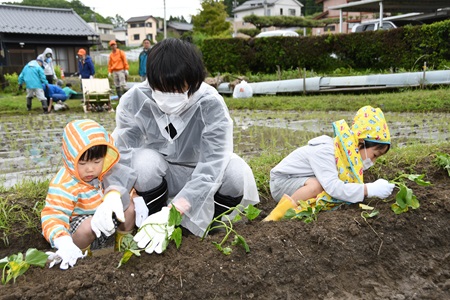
[3,0,203,22]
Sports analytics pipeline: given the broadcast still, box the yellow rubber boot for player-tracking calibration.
[114,230,133,252]
[263,194,297,222]
[80,245,92,257]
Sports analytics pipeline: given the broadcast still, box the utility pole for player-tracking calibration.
[164,0,167,39]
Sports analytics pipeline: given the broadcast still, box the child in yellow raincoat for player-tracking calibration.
[265,105,395,221]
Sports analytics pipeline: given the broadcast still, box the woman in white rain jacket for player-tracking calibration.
[103,38,259,249]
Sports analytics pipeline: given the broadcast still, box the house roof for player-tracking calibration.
[126,15,155,23]
[167,21,193,31]
[0,4,97,36]
[233,0,303,13]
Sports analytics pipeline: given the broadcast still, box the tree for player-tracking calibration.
[108,14,126,28]
[303,0,323,16]
[192,0,231,37]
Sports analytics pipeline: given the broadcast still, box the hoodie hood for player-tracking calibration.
[42,48,53,57]
[62,119,119,182]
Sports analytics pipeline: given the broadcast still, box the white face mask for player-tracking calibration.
[362,143,374,170]
[152,89,189,115]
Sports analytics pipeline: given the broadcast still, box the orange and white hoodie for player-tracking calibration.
[41,119,120,247]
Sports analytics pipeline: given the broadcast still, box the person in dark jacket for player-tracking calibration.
[43,83,68,113]
[77,49,95,79]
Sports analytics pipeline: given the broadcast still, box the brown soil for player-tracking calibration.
[1,156,449,300]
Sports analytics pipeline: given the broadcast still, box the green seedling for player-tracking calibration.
[284,204,324,223]
[0,248,48,284]
[117,206,182,268]
[390,174,431,215]
[433,152,450,176]
[201,204,261,255]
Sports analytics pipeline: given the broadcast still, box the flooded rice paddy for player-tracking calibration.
[1,110,449,188]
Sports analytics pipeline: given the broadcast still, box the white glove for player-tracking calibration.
[46,236,87,270]
[125,70,129,76]
[133,196,149,227]
[78,75,82,80]
[366,179,395,199]
[53,75,58,80]
[133,207,174,254]
[108,72,111,77]
[91,191,124,237]
[89,75,94,79]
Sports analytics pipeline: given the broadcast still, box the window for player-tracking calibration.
[146,22,152,28]
[267,9,271,16]
[139,22,145,27]
[146,34,153,41]
[131,24,137,28]
[134,34,140,40]
[280,8,283,15]
[325,25,335,32]
[288,9,296,16]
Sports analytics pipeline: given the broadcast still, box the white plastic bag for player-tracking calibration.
[233,80,253,99]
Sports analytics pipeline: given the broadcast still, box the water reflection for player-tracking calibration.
[0,110,448,188]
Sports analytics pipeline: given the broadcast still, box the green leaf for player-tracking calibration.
[222,247,232,255]
[284,208,297,219]
[0,257,8,269]
[233,214,242,222]
[407,174,431,186]
[24,249,48,267]
[409,194,420,209]
[168,206,182,227]
[117,250,135,268]
[244,204,261,220]
[361,210,379,220]
[391,203,408,215]
[395,184,408,209]
[232,234,250,253]
[170,227,183,249]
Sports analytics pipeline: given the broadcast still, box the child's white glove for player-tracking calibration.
[366,179,395,199]
[46,236,87,270]
[91,191,124,237]
[133,207,174,254]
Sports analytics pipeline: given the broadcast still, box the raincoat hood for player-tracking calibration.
[62,119,119,182]
[43,48,53,57]
[351,105,391,144]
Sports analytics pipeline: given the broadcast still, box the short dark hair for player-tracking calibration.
[147,38,206,97]
[143,38,151,43]
[80,145,107,161]
[66,83,72,87]
[359,140,390,153]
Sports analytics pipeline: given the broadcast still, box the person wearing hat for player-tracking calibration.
[77,48,95,80]
[18,57,50,113]
[38,48,57,84]
[107,40,129,99]
[264,105,395,221]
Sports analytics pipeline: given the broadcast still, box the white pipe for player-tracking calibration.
[217,70,450,95]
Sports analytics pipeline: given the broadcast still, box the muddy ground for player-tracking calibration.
[1,152,449,299]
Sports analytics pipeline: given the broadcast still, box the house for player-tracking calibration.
[0,4,98,77]
[313,0,376,35]
[126,15,158,47]
[165,21,193,37]
[87,22,116,49]
[113,27,128,46]
[232,0,303,35]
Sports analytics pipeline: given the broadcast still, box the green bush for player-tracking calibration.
[200,19,450,74]
[3,73,19,94]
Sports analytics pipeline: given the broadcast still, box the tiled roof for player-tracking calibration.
[167,22,193,31]
[126,15,154,23]
[0,4,98,36]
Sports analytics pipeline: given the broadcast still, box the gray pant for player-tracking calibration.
[132,148,245,198]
